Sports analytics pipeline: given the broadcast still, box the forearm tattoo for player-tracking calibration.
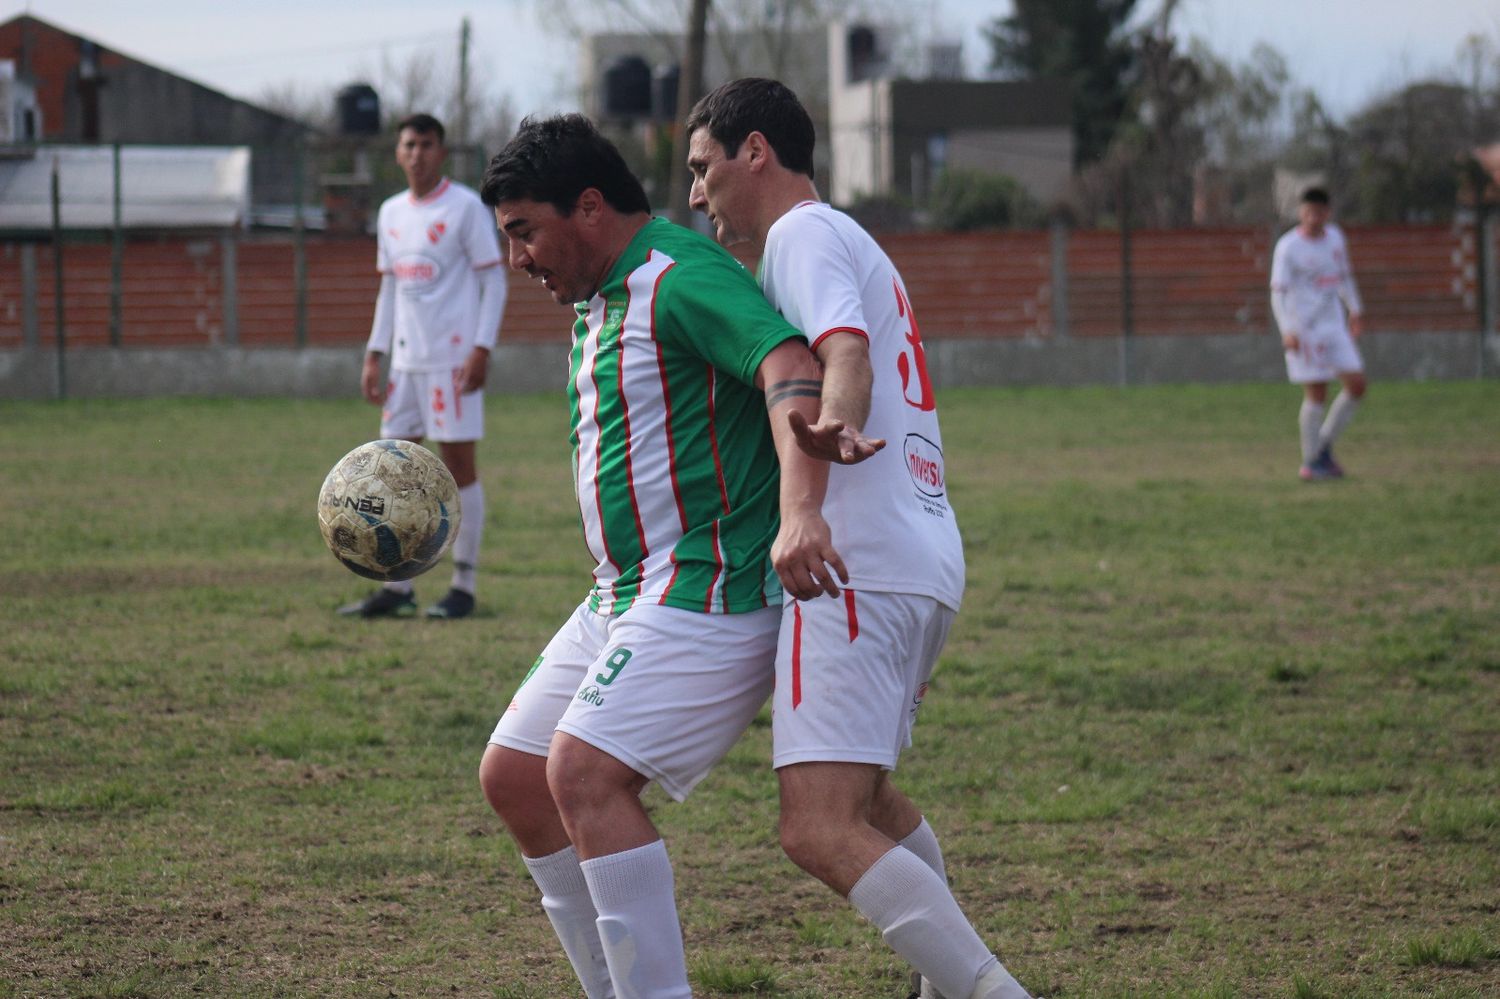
[765,378,822,409]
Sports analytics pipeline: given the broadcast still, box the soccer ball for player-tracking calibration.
[317,439,461,581]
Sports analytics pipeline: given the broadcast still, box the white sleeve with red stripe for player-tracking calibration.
[762,208,869,349]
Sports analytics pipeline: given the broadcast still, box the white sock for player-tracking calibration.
[451,481,483,594]
[382,579,413,595]
[1298,401,1325,464]
[580,840,692,999]
[524,846,615,999]
[972,959,1031,999]
[1318,393,1359,450]
[900,817,948,885]
[848,848,1028,999]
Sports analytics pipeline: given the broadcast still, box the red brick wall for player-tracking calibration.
[0,223,1489,351]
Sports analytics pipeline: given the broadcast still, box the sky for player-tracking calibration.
[3,0,1499,123]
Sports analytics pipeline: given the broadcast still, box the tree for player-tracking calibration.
[984,0,1140,166]
[928,170,1043,231]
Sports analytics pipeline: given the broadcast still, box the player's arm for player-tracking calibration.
[363,274,396,404]
[756,339,847,600]
[1337,232,1365,337]
[791,331,885,464]
[459,263,508,392]
[763,215,883,463]
[1269,240,1299,352]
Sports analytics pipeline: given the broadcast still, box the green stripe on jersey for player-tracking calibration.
[568,218,801,615]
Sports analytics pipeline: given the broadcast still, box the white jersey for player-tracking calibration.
[760,202,965,611]
[1269,223,1362,337]
[370,178,505,372]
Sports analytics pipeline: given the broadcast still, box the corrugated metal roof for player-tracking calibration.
[0,145,250,229]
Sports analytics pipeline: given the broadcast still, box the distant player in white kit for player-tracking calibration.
[340,113,508,619]
[687,78,1036,999]
[1270,187,1367,481]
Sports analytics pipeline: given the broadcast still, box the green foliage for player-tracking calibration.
[929,169,1044,230]
[985,0,1140,165]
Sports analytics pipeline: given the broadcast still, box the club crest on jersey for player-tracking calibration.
[598,304,626,349]
[427,221,447,244]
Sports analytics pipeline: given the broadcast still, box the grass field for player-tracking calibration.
[2,381,1498,998]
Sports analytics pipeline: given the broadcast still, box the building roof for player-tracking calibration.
[0,145,250,230]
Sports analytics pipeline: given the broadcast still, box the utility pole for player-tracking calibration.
[456,17,471,148]
[667,0,710,225]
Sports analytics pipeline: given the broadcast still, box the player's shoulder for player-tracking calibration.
[770,201,854,242]
[645,218,749,277]
[377,188,408,215]
[441,179,487,208]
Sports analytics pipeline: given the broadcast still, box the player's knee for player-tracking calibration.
[778,809,842,875]
[544,738,618,819]
[479,746,542,818]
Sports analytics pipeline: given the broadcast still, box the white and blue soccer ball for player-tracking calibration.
[318,439,460,581]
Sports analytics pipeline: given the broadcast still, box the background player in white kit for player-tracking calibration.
[1270,187,1367,481]
[687,79,1036,999]
[340,113,508,619]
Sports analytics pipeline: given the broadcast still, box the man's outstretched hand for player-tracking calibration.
[788,410,886,465]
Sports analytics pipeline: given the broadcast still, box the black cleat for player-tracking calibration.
[425,587,475,619]
[337,588,417,618]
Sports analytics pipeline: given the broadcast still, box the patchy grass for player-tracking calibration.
[1,382,1498,997]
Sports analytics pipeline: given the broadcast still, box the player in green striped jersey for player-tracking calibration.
[475,114,844,999]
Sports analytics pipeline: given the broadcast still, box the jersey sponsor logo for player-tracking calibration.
[576,684,605,706]
[427,221,447,244]
[903,433,946,498]
[392,252,442,286]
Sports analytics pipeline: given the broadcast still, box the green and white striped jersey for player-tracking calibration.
[568,217,803,616]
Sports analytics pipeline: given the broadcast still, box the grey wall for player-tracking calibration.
[2,332,1493,401]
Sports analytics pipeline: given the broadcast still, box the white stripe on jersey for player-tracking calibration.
[573,297,618,592]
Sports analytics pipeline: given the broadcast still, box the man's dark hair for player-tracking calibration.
[685,77,816,180]
[1301,186,1331,206]
[397,113,445,144]
[479,114,650,216]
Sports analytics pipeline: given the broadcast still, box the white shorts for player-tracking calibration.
[1284,327,1364,384]
[772,590,955,771]
[381,368,484,443]
[489,601,779,801]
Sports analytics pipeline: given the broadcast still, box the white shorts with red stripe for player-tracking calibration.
[1284,325,1364,384]
[772,589,955,771]
[381,368,485,443]
[489,600,779,801]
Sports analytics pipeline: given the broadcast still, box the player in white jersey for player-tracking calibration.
[339,113,508,619]
[1270,187,1367,481]
[687,79,1035,999]
[476,114,842,999]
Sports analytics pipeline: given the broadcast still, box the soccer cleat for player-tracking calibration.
[1299,462,1334,482]
[336,588,417,618]
[906,971,947,999]
[1315,446,1345,477]
[425,587,475,619]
